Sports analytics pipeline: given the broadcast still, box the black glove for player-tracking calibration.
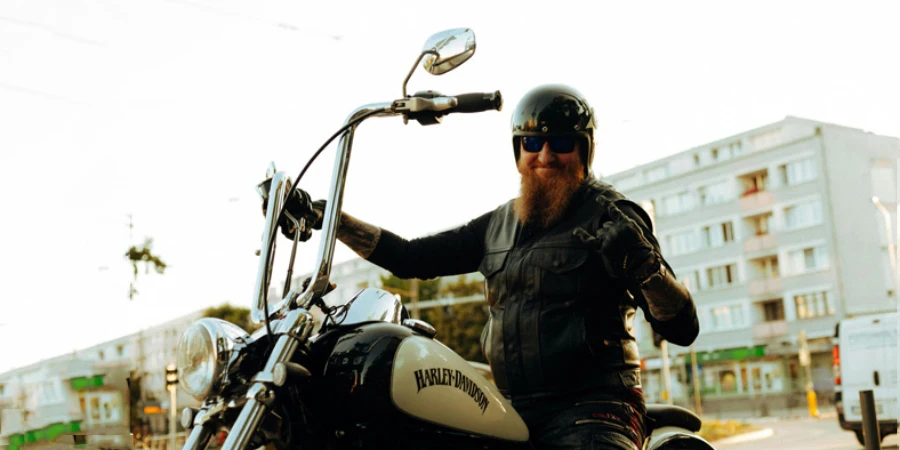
[260,185,321,240]
[573,202,662,283]
[309,199,327,230]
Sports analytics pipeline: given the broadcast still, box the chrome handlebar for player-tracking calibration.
[195,95,497,450]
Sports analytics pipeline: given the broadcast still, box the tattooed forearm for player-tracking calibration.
[640,266,691,321]
[336,212,382,259]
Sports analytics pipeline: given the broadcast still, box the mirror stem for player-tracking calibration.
[402,50,439,98]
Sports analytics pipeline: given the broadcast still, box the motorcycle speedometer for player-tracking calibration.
[177,323,217,399]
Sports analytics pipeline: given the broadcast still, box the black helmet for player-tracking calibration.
[510,84,596,176]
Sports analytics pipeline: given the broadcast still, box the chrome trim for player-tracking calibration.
[181,423,212,450]
[402,50,439,98]
[220,397,266,450]
[421,28,476,75]
[645,427,715,450]
[252,171,293,324]
[181,407,197,429]
[402,318,436,337]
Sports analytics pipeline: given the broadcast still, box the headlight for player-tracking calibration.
[176,319,249,400]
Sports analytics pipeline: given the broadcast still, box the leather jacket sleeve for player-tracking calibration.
[366,211,492,280]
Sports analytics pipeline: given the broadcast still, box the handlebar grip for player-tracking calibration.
[452,91,503,113]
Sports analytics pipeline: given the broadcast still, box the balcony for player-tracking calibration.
[753,320,788,339]
[740,190,773,211]
[749,277,782,297]
[743,233,777,253]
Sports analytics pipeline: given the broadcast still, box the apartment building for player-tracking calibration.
[603,116,900,416]
[0,310,205,448]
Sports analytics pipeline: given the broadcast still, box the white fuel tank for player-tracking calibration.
[390,336,529,442]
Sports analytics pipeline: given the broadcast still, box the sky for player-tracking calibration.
[1,0,899,374]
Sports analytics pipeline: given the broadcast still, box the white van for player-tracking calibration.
[833,312,898,445]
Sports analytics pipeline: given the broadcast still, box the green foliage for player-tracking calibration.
[380,274,488,363]
[124,237,167,300]
[202,303,262,333]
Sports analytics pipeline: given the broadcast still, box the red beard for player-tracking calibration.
[514,163,585,229]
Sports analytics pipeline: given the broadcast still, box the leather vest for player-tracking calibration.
[478,180,651,395]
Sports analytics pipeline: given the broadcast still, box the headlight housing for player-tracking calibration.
[176,318,250,400]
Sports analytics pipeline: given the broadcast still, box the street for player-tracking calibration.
[716,416,899,450]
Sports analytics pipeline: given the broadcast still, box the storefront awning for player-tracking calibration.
[70,374,105,390]
[684,345,766,365]
[7,420,82,450]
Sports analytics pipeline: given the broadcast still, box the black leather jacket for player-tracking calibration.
[368,179,698,396]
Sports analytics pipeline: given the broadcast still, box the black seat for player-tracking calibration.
[645,404,702,432]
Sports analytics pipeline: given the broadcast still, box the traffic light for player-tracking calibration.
[165,364,178,389]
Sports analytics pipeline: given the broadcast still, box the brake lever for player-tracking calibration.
[393,90,458,125]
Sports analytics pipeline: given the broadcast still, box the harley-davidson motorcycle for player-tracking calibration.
[175,28,715,450]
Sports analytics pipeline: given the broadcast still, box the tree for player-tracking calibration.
[202,303,262,333]
[124,237,167,300]
[380,274,488,363]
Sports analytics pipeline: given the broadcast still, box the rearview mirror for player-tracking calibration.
[422,28,476,75]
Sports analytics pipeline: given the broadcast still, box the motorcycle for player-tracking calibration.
[175,28,715,450]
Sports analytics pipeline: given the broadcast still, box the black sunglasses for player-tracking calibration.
[520,136,577,154]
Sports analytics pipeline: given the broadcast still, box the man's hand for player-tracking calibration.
[260,186,328,240]
[573,202,661,283]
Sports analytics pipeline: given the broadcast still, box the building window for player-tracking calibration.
[740,171,769,196]
[729,141,744,158]
[705,303,747,331]
[0,384,4,396]
[667,230,698,256]
[116,345,124,357]
[750,128,782,151]
[698,181,731,206]
[794,291,835,319]
[90,397,101,421]
[645,165,669,183]
[706,264,738,288]
[784,201,823,230]
[681,270,701,292]
[750,213,773,236]
[98,351,105,360]
[761,299,785,321]
[786,245,829,275]
[616,174,643,190]
[693,154,701,166]
[662,191,694,216]
[702,221,734,248]
[779,158,818,186]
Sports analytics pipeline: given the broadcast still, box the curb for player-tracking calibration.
[714,428,775,446]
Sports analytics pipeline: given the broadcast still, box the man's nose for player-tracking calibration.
[537,142,556,164]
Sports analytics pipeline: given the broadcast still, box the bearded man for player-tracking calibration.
[284,84,699,450]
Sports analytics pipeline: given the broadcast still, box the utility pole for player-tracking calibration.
[409,278,420,319]
[798,330,819,418]
[165,364,178,450]
[660,340,673,404]
[690,344,702,416]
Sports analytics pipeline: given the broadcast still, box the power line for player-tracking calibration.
[0,15,105,46]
